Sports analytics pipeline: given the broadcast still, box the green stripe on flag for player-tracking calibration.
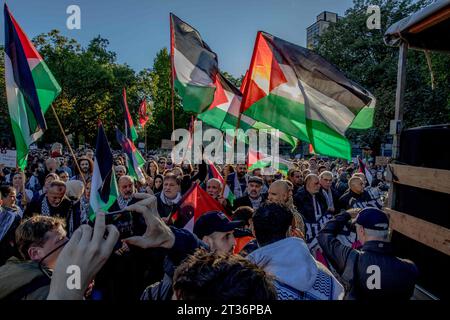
[348,106,375,129]
[306,119,352,160]
[174,78,216,113]
[244,93,310,143]
[31,61,62,114]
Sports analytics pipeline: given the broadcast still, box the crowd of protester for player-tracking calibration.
[0,142,418,301]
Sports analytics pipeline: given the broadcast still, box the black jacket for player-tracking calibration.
[233,193,267,211]
[317,212,419,300]
[155,192,179,218]
[319,187,341,212]
[338,190,381,210]
[226,172,247,197]
[141,227,208,300]
[293,187,328,223]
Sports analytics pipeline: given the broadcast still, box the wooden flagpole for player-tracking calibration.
[50,105,87,186]
[170,15,176,133]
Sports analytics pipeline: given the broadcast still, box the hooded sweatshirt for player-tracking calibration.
[0,257,50,300]
[247,237,344,300]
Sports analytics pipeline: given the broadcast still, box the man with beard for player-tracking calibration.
[233,176,267,211]
[287,169,303,195]
[226,164,248,198]
[115,165,127,179]
[72,157,93,182]
[24,181,74,232]
[267,180,305,237]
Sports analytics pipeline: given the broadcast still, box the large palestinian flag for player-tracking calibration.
[170,13,218,113]
[4,4,61,169]
[242,31,376,160]
[89,123,120,221]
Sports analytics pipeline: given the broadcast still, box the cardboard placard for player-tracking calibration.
[0,149,17,168]
[161,139,175,150]
[375,156,390,166]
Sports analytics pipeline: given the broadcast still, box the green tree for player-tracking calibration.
[315,0,450,154]
[145,48,193,149]
[32,30,147,147]
[222,71,244,88]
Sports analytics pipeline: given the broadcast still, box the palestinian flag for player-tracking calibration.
[247,148,266,169]
[115,128,146,184]
[4,4,61,169]
[122,88,138,142]
[198,72,298,149]
[170,183,225,232]
[198,72,256,133]
[170,13,218,113]
[207,160,235,206]
[138,99,149,127]
[358,156,373,186]
[242,32,376,160]
[248,156,293,176]
[89,123,120,221]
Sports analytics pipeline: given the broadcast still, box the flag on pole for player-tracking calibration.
[4,4,61,169]
[89,122,120,221]
[206,160,235,206]
[358,156,373,186]
[170,183,225,232]
[170,13,218,113]
[247,148,266,169]
[309,144,315,155]
[241,31,376,160]
[122,88,138,142]
[138,99,149,128]
[115,128,146,184]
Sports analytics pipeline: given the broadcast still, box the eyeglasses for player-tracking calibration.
[38,239,69,279]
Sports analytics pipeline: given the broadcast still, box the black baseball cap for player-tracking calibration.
[193,211,243,239]
[354,208,389,231]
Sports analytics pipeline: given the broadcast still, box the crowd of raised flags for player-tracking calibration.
[1,5,421,303]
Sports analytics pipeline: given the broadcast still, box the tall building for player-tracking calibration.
[306,11,339,49]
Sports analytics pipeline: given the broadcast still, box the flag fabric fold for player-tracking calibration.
[358,156,373,186]
[138,99,149,128]
[4,4,61,169]
[89,123,120,221]
[170,13,218,113]
[115,127,146,184]
[170,183,225,232]
[241,31,376,160]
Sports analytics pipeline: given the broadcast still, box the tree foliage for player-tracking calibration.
[315,0,450,153]
[0,31,192,150]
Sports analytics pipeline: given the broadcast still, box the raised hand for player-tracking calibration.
[122,194,175,249]
[47,212,119,300]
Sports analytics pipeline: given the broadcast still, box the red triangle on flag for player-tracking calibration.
[170,183,225,231]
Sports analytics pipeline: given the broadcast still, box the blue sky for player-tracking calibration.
[2,0,353,77]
